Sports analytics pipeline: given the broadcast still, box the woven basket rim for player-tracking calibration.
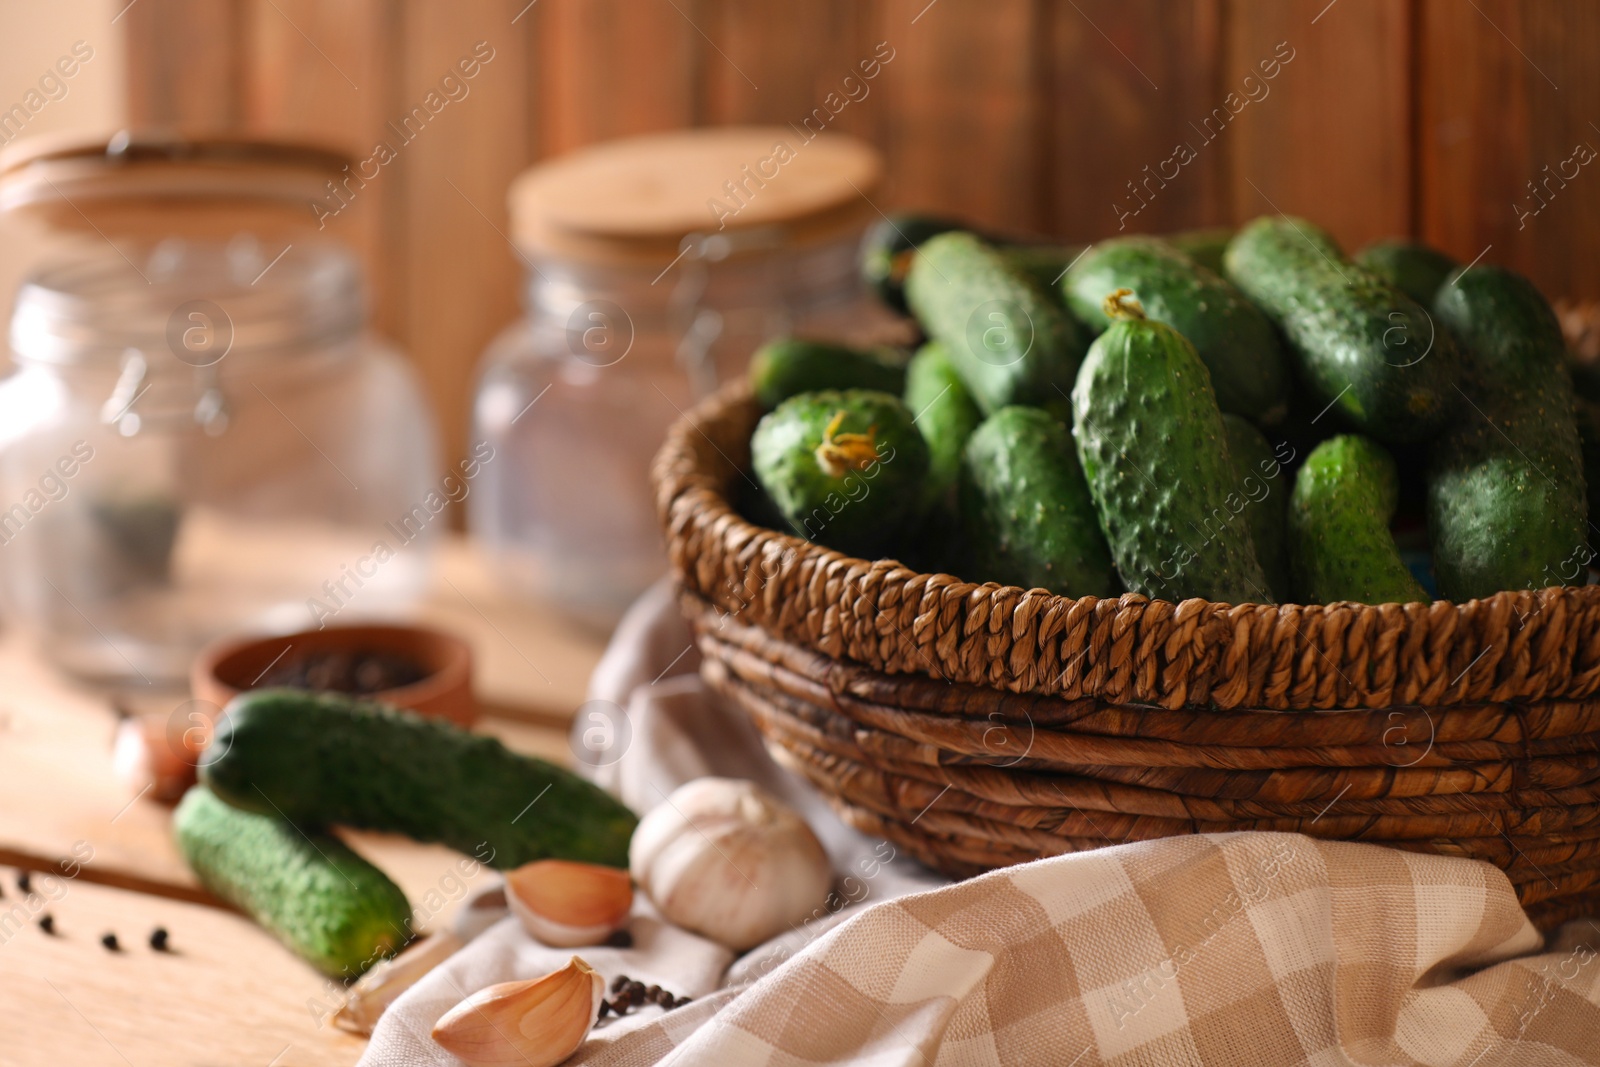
[653,378,1600,711]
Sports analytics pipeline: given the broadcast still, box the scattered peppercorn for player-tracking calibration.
[17,871,31,894]
[100,932,120,952]
[597,974,690,1021]
[149,927,170,952]
[37,914,54,935]
[604,929,634,948]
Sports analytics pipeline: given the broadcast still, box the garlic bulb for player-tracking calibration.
[629,777,832,950]
[505,860,633,946]
[431,956,602,1067]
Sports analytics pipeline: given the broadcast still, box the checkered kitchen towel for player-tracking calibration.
[363,583,1600,1066]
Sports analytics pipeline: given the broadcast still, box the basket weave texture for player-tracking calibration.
[652,379,1600,926]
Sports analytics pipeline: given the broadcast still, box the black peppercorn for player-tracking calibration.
[100,932,120,952]
[604,929,634,948]
[149,927,169,952]
[597,1000,612,1019]
[611,973,630,994]
[37,914,54,935]
[17,871,31,894]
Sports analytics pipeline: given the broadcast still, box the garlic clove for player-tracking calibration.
[630,778,832,951]
[431,956,603,1067]
[504,860,633,947]
[334,931,465,1036]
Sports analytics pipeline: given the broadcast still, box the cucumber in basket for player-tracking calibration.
[749,337,908,411]
[905,231,1088,414]
[174,784,412,978]
[749,388,930,558]
[1288,435,1429,605]
[1224,215,1460,444]
[1426,265,1589,600]
[1064,234,1289,423]
[198,689,638,869]
[1070,290,1272,604]
[957,405,1117,596]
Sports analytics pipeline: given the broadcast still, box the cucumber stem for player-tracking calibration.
[815,410,882,477]
[1103,287,1147,322]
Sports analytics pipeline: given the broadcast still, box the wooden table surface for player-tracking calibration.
[0,534,610,1067]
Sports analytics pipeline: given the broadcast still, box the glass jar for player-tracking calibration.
[471,129,901,629]
[0,234,439,681]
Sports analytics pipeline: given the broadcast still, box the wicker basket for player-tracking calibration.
[653,379,1600,927]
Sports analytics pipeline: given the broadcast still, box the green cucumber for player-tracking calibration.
[749,388,930,558]
[1426,266,1589,599]
[1071,292,1272,604]
[905,232,1088,414]
[1224,215,1460,443]
[1355,239,1457,306]
[1222,414,1293,601]
[1065,235,1289,422]
[1576,396,1600,533]
[861,213,966,314]
[1165,226,1233,275]
[999,243,1088,295]
[749,338,908,410]
[904,341,984,506]
[174,785,412,978]
[199,690,638,870]
[1288,435,1429,605]
[957,406,1117,596]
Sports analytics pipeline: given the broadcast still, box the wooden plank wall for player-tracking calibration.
[123,0,1599,471]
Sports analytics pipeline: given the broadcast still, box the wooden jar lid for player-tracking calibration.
[510,127,883,266]
[0,130,352,238]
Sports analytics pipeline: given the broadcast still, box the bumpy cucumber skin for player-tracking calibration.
[905,341,984,505]
[174,785,412,978]
[905,232,1088,415]
[861,213,966,314]
[1224,216,1460,444]
[1066,235,1289,422]
[1355,239,1457,307]
[1165,227,1234,275]
[1288,435,1429,605]
[749,388,930,558]
[749,338,907,410]
[1426,266,1589,599]
[957,406,1117,596]
[1071,317,1272,604]
[200,690,639,870]
[1222,414,1293,601]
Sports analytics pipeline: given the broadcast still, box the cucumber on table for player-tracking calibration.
[1426,265,1589,599]
[174,785,412,978]
[1164,226,1234,275]
[905,232,1089,414]
[1224,215,1460,444]
[1222,414,1293,601]
[749,388,930,558]
[1071,291,1272,604]
[957,406,1117,596]
[1355,239,1457,307]
[199,689,639,870]
[1288,435,1429,605]
[904,340,984,507]
[1065,235,1289,423]
[749,337,907,410]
